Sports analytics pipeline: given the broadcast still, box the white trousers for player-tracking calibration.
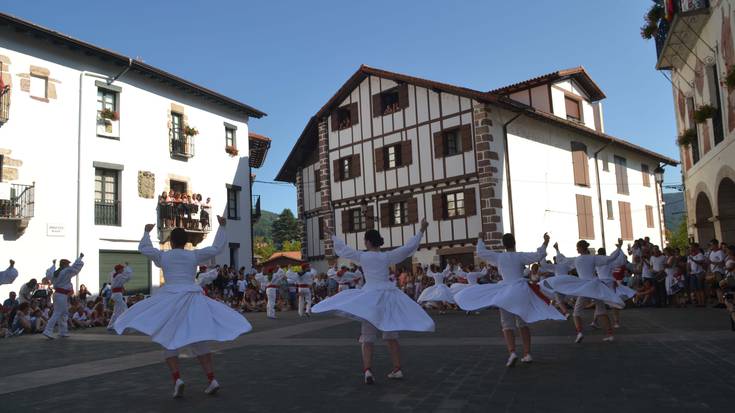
[359,321,399,343]
[163,341,211,359]
[298,288,312,316]
[107,292,128,329]
[266,287,277,318]
[43,293,69,336]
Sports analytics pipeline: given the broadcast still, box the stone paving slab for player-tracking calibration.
[0,308,733,412]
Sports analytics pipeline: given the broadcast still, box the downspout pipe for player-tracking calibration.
[502,112,522,235]
[655,162,665,247]
[593,141,612,250]
[108,58,133,85]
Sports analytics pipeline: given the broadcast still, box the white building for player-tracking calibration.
[276,65,677,271]
[0,13,268,297]
[651,0,735,243]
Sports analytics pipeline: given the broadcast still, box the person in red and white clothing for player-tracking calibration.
[107,263,133,330]
[42,253,85,339]
[294,263,316,317]
[264,267,285,319]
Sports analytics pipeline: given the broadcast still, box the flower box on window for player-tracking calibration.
[184,125,199,137]
[225,145,239,156]
[96,110,120,137]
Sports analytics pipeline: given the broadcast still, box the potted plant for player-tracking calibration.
[99,108,119,121]
[693,104,716,123]
[225,145,239,156]
[640,3,665,39]
[725,66,735,89]
[677,128,697,147]
[184,125,199,137]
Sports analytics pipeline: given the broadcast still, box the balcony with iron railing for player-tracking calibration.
[0,183,35,233]
[0,85,9,125]
[94,199,120,226]
[654,0,711,70]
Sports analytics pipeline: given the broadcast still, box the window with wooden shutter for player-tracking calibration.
[571,142,590,187]
[606,200,614,220]
[372,84,410,118]
[575,194,594,239]
[565,96,581,122]
[365,205,375,229]
[397,84,409,109]
[460,124,472,153]
[433,131,445,158]
[464,188,477,216]
[445,192,465,218]
[372,93,383,118]
[318,217,325,240]
[618,201,633,240]
[350,154,361,178]
[374,147,385,172]
[641,164,650,187]
[385,145,401,169]
[645,205,654,228]
[614,156,629,195]
[333,159,342,182]
[400,140,413,166]
[391,201,408,226]
[406,198,418,224]
[333,103,359,131]
[341,210,351,233]
[314,169,321,192]
[380,203,391,228]
[432,193,445,221]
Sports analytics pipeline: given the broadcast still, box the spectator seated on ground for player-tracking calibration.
[72,306,92,328]
[11,302,45,335]
[634,279,656,307]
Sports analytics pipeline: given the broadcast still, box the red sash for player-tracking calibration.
[54,287,73,296]
[528,283,550,304]
[112,288,124,293]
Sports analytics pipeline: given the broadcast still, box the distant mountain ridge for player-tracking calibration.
[253,209,279,241]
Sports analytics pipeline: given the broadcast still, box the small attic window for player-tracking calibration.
[372,84,409,117]
[331,102,359,131]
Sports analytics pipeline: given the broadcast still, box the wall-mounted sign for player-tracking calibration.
[47,223,66,237]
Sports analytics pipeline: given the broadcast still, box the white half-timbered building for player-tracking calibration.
[276,65,678,271]
[0,13,268,298]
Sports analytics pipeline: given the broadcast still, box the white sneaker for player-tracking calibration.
[521,354,533,363]
[575,332,584,343]
[173,379,185,398]
[387,369,403,380]
[364,369,375,385]
[42,332,55,340]
[204,379,219,395]
[505,352,519,368]
[603,335,615,342]
[589,321,599,329]
[613,323,620,329]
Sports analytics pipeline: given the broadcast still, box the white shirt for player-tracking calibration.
[50,258,85,290]
[236,279,248,292]
[688,253,705,274]
[196,269,219,286]
[476,239,547,282]
[596,252,628,281]
[708,249,726,273]
[650,255,667,273]
[110,266,133,289]
[427,265,450,286]
[558,248,623,281]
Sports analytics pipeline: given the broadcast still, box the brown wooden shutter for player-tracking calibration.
[464,188,477,216]
[331,111,339,131]
[398,84,409,109]
[333,159,341,182]
[380,203,391,228]
[314,169,321,191]
[575,194,594,239]
[318,217,325,240]
[641,164,650,187]
[432,193,445,221]
[646,205,654,228]
[365,205,375,229]
[372,93,382,117]
[615,156,629,195]
[460,125,472,153]
[575,195,586,239]
[401,140,413,166]
[374,147,385,172]
[349,102,359,126]
[406,198,418,224]
[341,210,351,233]
[619,201,633,240]
[571,142,590,187]
[351,154,361,178]
[433,131,445,158]
[565,96,580,120]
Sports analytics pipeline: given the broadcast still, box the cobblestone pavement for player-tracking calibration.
[1,307,734,412]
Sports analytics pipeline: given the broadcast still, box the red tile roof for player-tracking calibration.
[489,66,606,101]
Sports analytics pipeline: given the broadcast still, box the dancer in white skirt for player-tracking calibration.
[42,254,85,339]
[312,219,434,385]
[417,264,455,313]
[595,247,634,329]
[0,260,18,285]
[455,232,564,367]
[538,258,573,318]
[106,263,132,330]
[114,217,252,398]
[450,265,488,295]
[542,239,625,343]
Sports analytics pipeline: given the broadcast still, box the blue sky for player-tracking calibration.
[2,0,677,213]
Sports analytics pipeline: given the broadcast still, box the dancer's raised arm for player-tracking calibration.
[518,233,550,265]
[0,260,18,285]
[196,216,227,263]
[476,234,500,266]
[387,218,429,265]
[594,239,623,266]
[139,224,163,266]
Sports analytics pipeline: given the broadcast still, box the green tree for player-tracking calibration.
[667,219,689,252]
[272,208,300,249]
[254,236,275,261]
[282,240,302,252]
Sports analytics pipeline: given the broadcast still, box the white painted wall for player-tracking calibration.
[0,35,255,298]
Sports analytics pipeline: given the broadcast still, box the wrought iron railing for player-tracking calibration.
[95,200,120,226]
[654,0,710,61]
[170,133,195,158]
[0,183,34,219]
[0,86,9,125]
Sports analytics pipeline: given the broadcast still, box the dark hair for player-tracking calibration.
[597,248,606,256]
[171,228,188,248]
[18,302,30,312]
[364,229,384,248]
[710,238,719,245]
[501,233,515,249]
[577,240,590,250]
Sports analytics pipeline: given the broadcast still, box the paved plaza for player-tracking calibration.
[1,307,734,412]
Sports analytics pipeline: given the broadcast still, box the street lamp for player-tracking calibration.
[653,165,665,247]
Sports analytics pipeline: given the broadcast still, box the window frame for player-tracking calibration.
[226,185,241,220]
[565,95,582,122]
[444,191,466,219]
[444,129,461,156]
[225,126,237,148]
[350,208,366,232]
[614,155,629,195]
[341,157,352,180]
[390,201,408,226]
[94,167,120,226]
[30,74,48,99]
[384,144,402,170]
[606,200,614,220]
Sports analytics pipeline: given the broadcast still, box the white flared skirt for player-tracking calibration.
[311,284,435,333]
[417,283,456,304]
[542,275,625,308]
[454,279,566,323]
[113,283,252,350]
[449,283,473,296]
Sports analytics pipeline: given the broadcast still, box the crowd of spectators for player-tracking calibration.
[157,191,211,231]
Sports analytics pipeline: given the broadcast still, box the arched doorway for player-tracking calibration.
[695,192,716,243]
[717,178,735,243]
